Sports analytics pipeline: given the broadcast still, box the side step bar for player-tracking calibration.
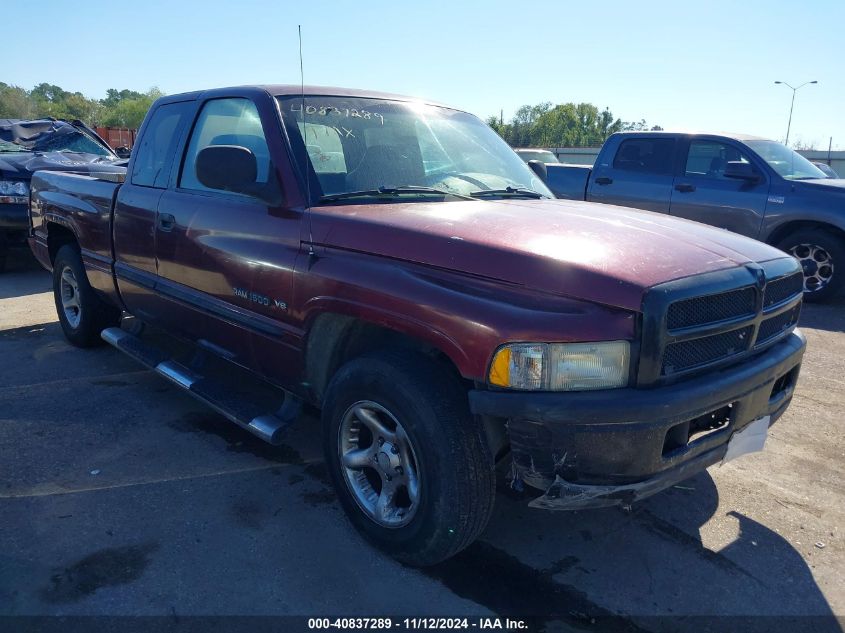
[101,327,300,445]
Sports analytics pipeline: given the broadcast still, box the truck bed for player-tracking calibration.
[544,163,591,200]
[29,169,125,291]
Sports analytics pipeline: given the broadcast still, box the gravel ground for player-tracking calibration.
[1,248,842,632]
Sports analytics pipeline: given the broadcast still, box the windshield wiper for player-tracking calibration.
[470,186,544,199]
[319,185,476,203]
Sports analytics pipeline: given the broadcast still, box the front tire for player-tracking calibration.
[777,229,845,303]
[53,244,120,347]
[322,350,496,566]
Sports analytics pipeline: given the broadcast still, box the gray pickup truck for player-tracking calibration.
[536,132,845,302]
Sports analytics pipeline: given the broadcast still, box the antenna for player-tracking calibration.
[299,24,314,256]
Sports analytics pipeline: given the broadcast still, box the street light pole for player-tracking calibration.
[774,80,818,146]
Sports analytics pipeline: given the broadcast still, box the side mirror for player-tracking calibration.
[196,145,257,193]
[528,159,548,182]
[723,161,759,181]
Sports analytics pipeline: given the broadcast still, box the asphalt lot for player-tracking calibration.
[1,247,843,632]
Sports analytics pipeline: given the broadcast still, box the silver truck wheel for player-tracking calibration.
[322,350,496,566]
[789,243,834,293]
[52,244,120,347]
[59,265,83,328]
[778,229,845,303]
[338,400,421,528]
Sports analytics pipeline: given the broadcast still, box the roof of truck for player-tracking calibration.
[156,85,456,110]
[614,130,771,142]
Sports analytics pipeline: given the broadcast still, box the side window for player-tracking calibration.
[131,101,192,188]
[685,140,751,179]
[612,138,675,175]
[180,98,272,196]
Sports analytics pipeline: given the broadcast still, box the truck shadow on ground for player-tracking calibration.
[424,469,841,632]
[799,300,845,334]
[0,247,49,300]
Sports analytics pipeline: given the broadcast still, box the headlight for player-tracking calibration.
[0,180,29,196]
[488,341,630,391]
[0,180,29,204]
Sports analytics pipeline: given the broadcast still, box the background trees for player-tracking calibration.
[487,103,661,148]
[0,83,662,148]
[0,83,163,129]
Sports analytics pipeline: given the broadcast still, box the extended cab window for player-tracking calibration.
[613,138,675,175]
[131,101,192,188]
[180,98,273,197]
[685,140,752,179]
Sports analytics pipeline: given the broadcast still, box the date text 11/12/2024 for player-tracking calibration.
[307,618,529,630]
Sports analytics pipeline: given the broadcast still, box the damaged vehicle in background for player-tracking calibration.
[0,118,124,271]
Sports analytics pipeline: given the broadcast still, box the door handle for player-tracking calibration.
[674,183,696,193]
[157,213,176,232]
[595,177,613,185]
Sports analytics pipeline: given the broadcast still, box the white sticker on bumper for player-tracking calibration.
[722,416,770,465]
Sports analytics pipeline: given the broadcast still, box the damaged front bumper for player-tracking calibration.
[469,330,806,510]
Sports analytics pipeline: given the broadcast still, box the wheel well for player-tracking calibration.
[46,222,78,264]
[766,221,845,248]
[305,314,510,462]
[304,314,466,405]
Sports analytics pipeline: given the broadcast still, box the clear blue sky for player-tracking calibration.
[7,0,844,149]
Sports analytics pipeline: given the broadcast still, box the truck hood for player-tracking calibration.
[310,198,788,311]
[793,178,845,193]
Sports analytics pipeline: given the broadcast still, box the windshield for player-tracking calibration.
[745,140,827,180]
[277,96,553,202]
[515,150,560,164]
[33,130,113,157]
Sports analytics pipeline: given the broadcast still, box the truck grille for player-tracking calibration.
[764,272,803,308]
[757,304,801,345]
[663,326,753,375]
[639,261,804,385]
[666,287,755,329]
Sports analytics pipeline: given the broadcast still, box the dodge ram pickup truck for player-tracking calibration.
[0,118,123,271]
[536,132,845,302]
[29,86,806,566]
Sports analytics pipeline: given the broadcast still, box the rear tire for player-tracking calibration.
[53,244,120,347]
[777,229,845,303]
[322,350,496,566]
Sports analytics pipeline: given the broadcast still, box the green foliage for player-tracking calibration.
[489,102,660,148]
[0,83,164,129]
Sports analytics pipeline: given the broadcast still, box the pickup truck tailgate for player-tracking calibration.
[544,164,592,200]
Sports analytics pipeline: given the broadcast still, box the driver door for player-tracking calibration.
[155,96,302,374]
[669,139,770,239]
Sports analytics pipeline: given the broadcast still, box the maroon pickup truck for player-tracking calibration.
[28,85,806,566]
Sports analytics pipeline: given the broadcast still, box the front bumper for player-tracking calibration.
[469,330,806,510]
[0,202,28,230]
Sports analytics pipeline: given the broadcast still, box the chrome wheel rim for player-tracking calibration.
[790,243,834,293]
[337,400,421,528]
[60,265,82,328]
